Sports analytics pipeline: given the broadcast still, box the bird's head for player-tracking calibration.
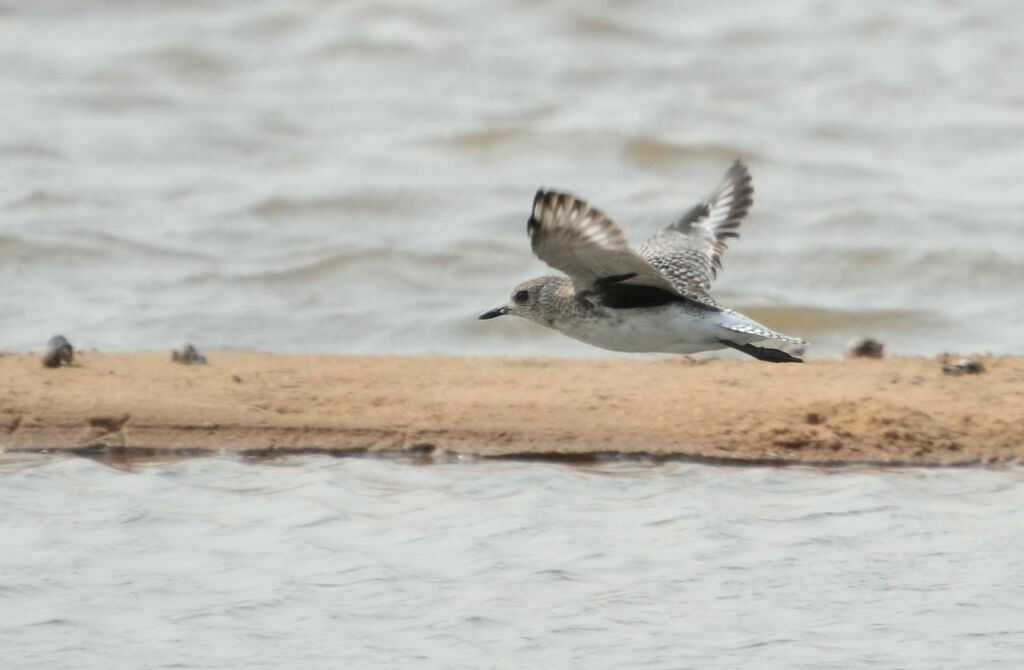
[478,276,562,324]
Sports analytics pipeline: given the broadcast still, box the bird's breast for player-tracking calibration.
[551,303,713,353]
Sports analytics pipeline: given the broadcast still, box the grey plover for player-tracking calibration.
[479,161,807,362]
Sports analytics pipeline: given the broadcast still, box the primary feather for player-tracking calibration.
[637,160,753,304]
[527,190,677,296]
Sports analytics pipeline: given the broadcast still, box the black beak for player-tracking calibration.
[478,306,508,320]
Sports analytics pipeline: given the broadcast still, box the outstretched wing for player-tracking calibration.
[637,160,753,299]
[528,189,678,296]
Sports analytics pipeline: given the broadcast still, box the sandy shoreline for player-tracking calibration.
[1,352,1021,465]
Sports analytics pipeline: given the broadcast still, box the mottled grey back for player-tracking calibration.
[638,160,753,306]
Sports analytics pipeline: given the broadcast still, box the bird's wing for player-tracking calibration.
[637,160,753,300]
[528,189,678,296]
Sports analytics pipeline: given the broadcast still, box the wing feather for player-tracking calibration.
[527,190,678,296]
[638,160,753,298]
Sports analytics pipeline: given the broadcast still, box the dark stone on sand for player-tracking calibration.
[171,343,208,365]
[42,335,74,368]
[942,358,984,375]
[844,336,884,359]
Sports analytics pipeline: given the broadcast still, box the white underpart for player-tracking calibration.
[550,304,806,355]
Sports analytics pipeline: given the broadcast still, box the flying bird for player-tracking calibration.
[479,161,806,362]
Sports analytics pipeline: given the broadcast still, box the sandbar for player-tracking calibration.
[1,352,1021,465]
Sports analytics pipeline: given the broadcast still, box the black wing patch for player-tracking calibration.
[595,282,719,310]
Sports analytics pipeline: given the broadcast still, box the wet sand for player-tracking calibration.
[1,352,1021,465]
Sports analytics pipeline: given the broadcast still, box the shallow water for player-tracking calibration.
[2,454,1023,669]
[1,1,1023,357]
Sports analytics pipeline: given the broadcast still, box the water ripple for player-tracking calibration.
[5,454,1023,668]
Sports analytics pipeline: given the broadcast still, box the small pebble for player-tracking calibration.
[844,336,884,359]
[231,374,243,383]
[942,358,984,375]
[42,335,74,368]
[171,343,208,365]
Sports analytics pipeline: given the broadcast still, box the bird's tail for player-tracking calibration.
[718,318,807,347]
[714,311,807,363]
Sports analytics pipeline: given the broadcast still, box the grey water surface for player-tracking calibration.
[1,0,1022,357]
[2,454,1023,669]
[3,3,1023,668]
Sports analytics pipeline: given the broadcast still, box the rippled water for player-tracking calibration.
[1,1,1022,356]
[4,7,1021,666]
[2,454,1023,668]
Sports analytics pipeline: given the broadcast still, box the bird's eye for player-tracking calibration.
[513,289,530,305]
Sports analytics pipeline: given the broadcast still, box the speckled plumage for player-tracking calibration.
[637,160,753,307]
[480,161,807,361]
